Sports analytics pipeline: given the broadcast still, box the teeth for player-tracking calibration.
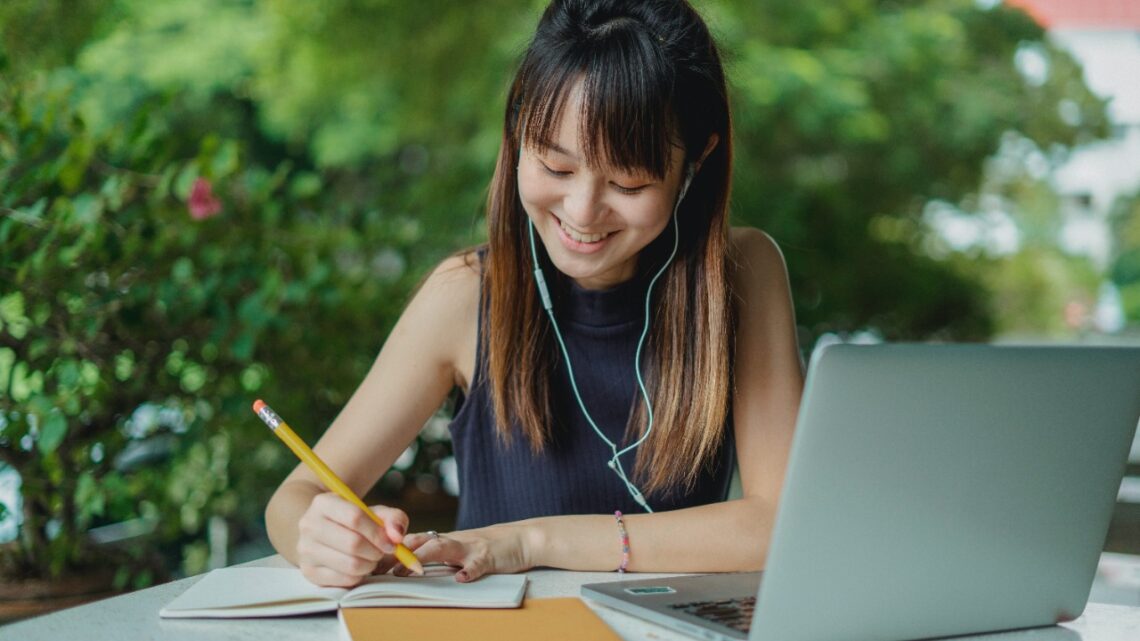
[560,220,612,243]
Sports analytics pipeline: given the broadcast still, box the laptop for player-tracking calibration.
[582,344,1140,641]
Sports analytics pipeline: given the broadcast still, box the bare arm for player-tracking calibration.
[265,253,479,585]
[407,228,803,578]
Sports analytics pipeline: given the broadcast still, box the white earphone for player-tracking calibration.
[527,163,695,512]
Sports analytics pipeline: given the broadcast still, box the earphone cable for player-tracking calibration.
[526,184,686,513]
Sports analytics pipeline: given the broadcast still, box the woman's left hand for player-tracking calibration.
[383,524,535,582]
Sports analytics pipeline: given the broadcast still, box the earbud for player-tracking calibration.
[677,163,695,204]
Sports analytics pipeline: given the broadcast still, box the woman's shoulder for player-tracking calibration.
[403,249,481,324]
[401,248,482,389]
[424,248,482,291]
[727,225,788,282]
[413,248,482,322]
[725,228,798,363]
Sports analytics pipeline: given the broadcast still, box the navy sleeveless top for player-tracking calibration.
[448,261,735,530]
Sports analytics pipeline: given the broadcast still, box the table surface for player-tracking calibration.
[6,556,1140,641]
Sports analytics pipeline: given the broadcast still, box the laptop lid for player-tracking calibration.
[750,344,1140,641]
[582,344,1140,641]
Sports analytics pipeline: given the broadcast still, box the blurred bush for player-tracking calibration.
[0,60,446,582]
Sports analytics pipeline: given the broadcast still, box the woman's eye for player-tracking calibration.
[538,159,647,194]
[540,162,571,177]
[612,182,648,195]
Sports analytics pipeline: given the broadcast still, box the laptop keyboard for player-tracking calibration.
[668,595,756,633]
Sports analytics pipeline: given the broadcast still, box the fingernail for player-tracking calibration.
[457,570,469,582]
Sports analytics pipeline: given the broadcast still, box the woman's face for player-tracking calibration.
[517,80,687,291]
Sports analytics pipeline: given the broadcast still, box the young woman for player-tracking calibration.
[265,0,803,587]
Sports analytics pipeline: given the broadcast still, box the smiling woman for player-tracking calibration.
[484,0,738,505]
[516,79,714,289]
[265,0,804,589]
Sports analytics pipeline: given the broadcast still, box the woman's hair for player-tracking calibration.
[483,0,734,496]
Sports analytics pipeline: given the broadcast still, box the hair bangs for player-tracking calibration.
[517,58,579,160]
[519,18,677,180]
[580,20,676,180]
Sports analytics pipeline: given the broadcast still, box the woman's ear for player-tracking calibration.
[693,133,720,174]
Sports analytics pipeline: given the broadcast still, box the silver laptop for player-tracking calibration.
[582,344,1140,641]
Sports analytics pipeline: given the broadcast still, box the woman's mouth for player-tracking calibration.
[559,219,612,244]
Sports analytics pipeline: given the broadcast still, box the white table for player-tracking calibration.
[6,556,1140,641]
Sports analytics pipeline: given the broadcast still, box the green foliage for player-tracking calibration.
[0,65,428,579]
[0,0,108,75]
[0,0,1113,582]
[982,247,1102,336]
[715,0,1108,338]
[1110,189,1140,325]
[41,0,1111,342]
[948,132,1105,335]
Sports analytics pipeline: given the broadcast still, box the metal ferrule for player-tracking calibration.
[256,406,282,430]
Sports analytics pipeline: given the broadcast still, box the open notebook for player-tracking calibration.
[159,566,528,618]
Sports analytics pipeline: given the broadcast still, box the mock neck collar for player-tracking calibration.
[554,270,650,328]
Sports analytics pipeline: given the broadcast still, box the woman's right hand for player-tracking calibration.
[295,492,410,587]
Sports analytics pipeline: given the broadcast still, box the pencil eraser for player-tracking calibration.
[252,400,266,414]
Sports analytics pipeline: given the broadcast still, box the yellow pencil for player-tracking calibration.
[252,399,424,576]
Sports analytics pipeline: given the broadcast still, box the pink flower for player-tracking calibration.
[188,178,222,220]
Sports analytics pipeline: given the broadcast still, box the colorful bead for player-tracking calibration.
[614,510,630,573]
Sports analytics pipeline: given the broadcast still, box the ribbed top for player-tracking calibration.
[448,261,734,530]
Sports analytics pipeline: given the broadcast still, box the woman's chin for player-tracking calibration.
[549,258,635,290]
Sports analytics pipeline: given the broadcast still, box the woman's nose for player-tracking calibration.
[562,179,605,227]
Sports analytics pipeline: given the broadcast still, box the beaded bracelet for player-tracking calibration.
[614,510,630,573]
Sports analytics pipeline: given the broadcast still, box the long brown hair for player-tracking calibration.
[483,0,734,496]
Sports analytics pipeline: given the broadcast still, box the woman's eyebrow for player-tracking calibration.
[537,140,579,161]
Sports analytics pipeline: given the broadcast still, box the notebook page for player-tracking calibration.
[160,567,348,618]
[342,573,528,608]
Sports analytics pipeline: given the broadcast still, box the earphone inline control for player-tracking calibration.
[527,163,695,512]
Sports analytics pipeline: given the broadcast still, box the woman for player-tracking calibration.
[265,0,803,587]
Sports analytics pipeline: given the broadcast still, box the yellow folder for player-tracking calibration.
[338,597,623,641]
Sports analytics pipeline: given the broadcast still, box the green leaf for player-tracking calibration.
[15,198,47,224]
[212,140,240,177]
[0,348,14,392]
[114,350,135,381]
[174,163,199,200]
[172,257,194,283]
[71,193,103,226]
[10,363,43,402]
[38,411,68,455]
[230,331,254,361]
[56,359,80,388]
[79,360,100,391]
[239,363,265,392]
[59,137,93,193]
[75,471,105,526]
[290,171,322,199]
[179,362,206,393]
[0,291,26,324]
[100,174,126,211]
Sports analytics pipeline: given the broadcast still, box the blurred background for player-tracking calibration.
[2,0,1139,619]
